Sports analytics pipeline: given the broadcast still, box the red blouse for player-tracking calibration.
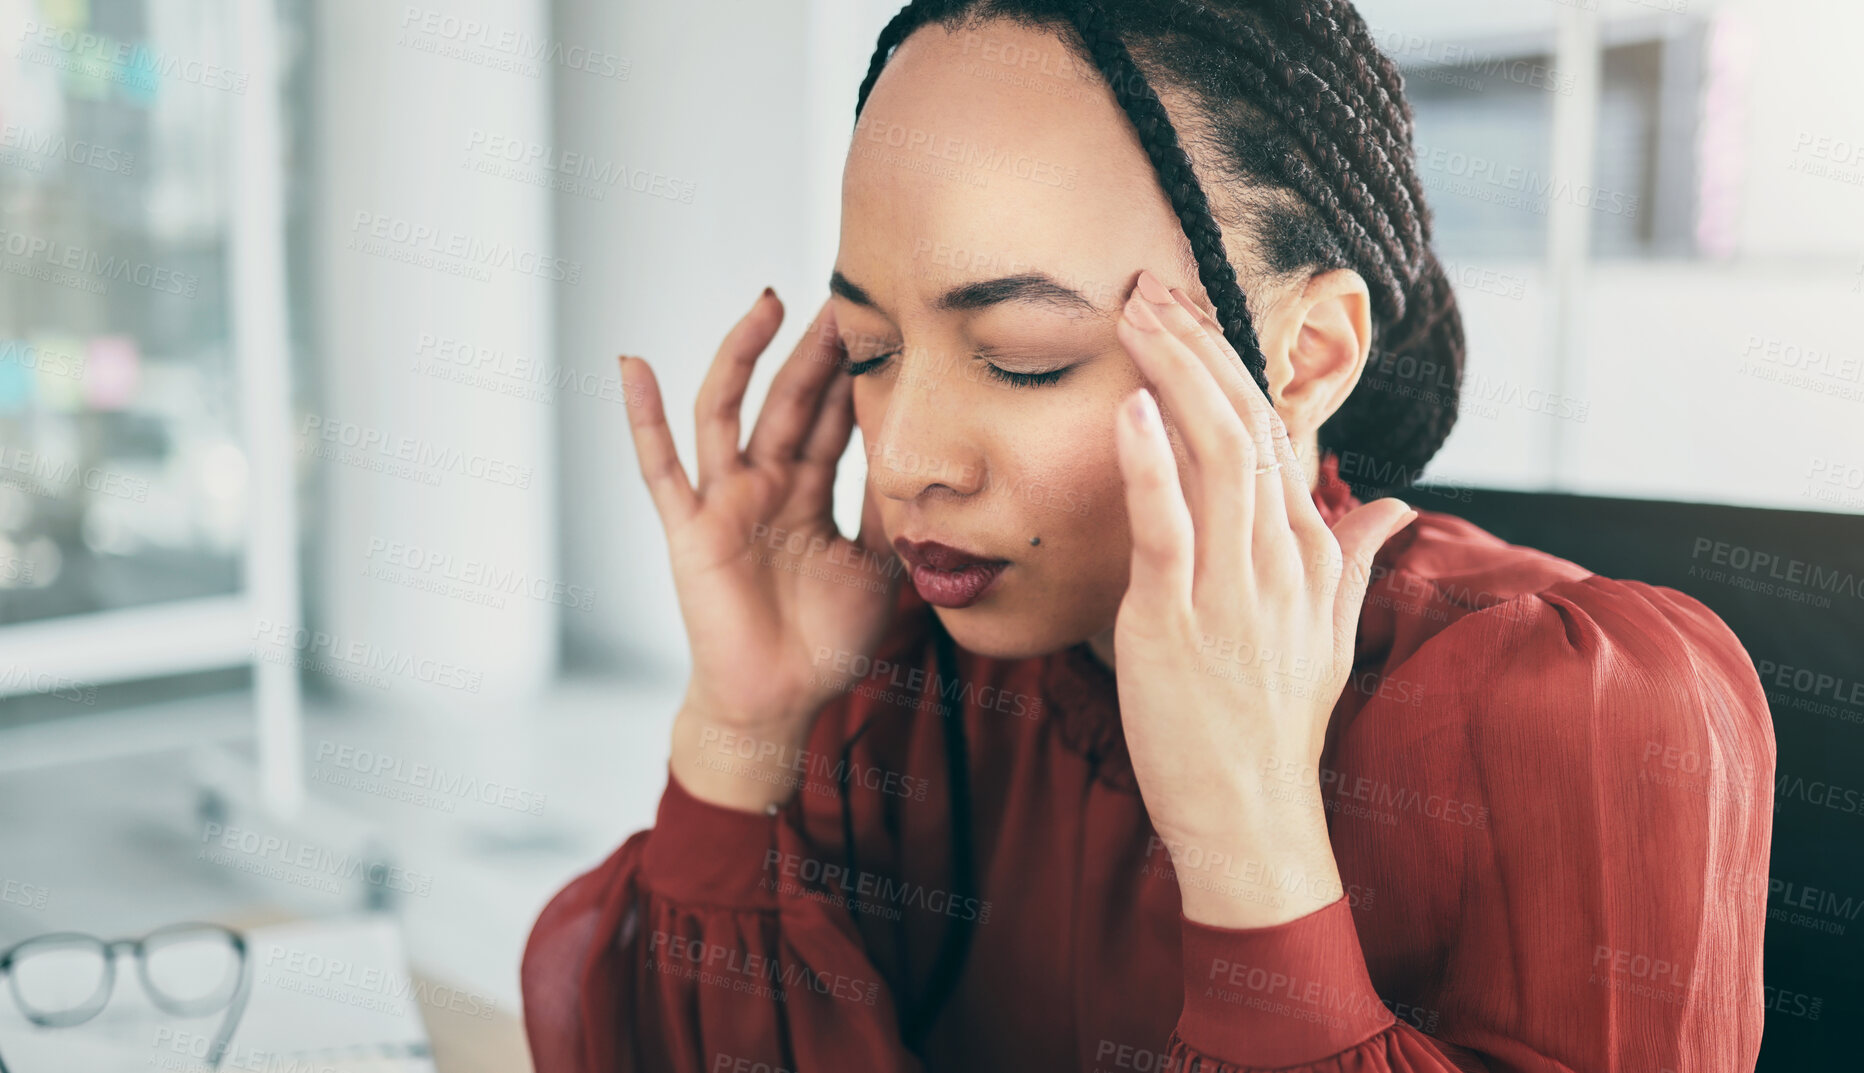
[521,451,1775,1072]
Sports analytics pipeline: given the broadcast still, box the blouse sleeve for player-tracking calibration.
[1164,574,1777,1072]
[519,762,927,1073]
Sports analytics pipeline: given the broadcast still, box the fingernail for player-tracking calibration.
[1135,268,1173,305]
[1124,291,1164,331]
[762,285,775,300]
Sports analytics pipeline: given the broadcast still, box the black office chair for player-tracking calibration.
[1433,480,1864,1072]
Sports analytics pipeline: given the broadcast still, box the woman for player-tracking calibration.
[523,2,1774,1070]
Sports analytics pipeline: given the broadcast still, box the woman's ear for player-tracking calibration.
[1258,268,1372,444]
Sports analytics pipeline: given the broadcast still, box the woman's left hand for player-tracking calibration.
[1111,268,1419,929]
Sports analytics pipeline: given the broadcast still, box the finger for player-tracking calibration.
[1150,285,1297,571]
[789,365,857,515]
[619,355,701,532]
[1116,278,1252,564]
[695,288,784,488]
[799,360,857,467]
[746,299,842,466]
[1328,500,1418,657]
[1155,286,1276,457]
[1170,290,1336,591]
[1116,386,1195,611]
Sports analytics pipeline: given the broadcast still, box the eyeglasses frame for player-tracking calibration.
[0,921,250,1072]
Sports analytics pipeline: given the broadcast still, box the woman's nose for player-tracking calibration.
[863,348,986,503]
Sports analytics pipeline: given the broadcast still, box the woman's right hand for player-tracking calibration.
[621,289,903,810]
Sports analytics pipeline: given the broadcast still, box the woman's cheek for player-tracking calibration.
[1042,435,1130,575]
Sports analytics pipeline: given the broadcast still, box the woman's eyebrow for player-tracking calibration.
[829,269,1110,319]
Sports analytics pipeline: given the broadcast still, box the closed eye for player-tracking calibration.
[839,349,1071,388]
[841,351,891,377]
[982,363,1068,388]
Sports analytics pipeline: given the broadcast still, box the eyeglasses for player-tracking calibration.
[0,922,250,1072]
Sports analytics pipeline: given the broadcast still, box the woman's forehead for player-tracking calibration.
[839,22,1191,313]
[845,20,1155,197]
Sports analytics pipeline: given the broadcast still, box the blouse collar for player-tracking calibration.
[1042,449,1363,790]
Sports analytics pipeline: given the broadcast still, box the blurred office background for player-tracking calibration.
[0,0,1858,1067]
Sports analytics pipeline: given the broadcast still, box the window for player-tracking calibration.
[1393,18,1707,260]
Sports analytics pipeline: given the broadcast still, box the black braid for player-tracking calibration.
[1304,0,1418,144]
[1224,33,1413,289]
[1199,44,1408,319]
[1257,5,1428,268]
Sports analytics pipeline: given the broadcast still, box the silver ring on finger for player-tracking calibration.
[1254,460,1282,476]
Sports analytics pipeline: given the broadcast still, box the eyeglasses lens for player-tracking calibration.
[9,937,109,1024]
[142,928,241,1016]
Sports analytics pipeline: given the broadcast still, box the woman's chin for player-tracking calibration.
[931,603,1102,663]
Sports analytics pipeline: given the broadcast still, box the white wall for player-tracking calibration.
[312,0,560,704]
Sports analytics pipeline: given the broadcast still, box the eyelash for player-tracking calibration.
[840,350,1069,388]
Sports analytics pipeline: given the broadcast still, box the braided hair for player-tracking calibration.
[845,0,1467,1053]
[854,0,1465,491]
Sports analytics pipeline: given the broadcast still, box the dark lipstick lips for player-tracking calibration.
[893,537,1005,572]
[893,537,1009,609]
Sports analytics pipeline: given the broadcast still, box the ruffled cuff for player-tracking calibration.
[639,767,783,908]
[1177,895,1395,1068]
